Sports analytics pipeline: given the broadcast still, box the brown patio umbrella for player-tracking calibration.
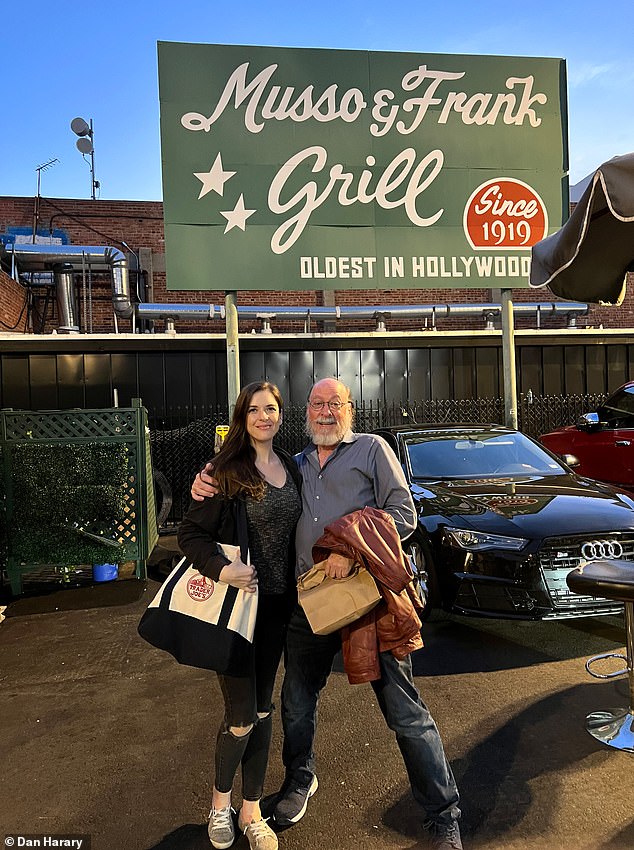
[530,152,634,305]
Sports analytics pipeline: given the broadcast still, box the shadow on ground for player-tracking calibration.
[1,575,147,616]
[410,612,624,675]
[145,824,210,850]
[145,807,294,850]
[601,820,634,849]
[382,678,629,847]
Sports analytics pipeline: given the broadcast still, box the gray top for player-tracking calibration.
[245,474,302,594]
[294,431,417,577]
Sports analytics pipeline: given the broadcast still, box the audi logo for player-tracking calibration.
[580,540,624,560]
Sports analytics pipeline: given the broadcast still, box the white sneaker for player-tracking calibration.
[208,805,235,849]
[239,816,278,850]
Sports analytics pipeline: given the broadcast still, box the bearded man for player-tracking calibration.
[192,378,463,850]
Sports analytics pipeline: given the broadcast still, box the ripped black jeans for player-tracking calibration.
[214,592,293,801]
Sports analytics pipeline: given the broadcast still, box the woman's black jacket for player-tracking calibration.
[177,448,302,581]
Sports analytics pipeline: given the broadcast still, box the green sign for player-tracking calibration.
[159,42,568,291]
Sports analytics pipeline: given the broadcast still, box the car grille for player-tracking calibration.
[538,532,634,611]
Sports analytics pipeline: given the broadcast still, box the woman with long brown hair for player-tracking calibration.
[178,381,302,850]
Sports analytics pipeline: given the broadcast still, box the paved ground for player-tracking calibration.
[1,566,633,850]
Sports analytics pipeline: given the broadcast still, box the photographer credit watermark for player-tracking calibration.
[4,836,90,849]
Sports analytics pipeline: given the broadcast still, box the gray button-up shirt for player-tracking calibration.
[294,430,417,576]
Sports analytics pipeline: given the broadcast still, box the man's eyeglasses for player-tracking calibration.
[308,400,352,412]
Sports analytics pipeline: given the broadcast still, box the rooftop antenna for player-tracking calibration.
[71,117,100,200]
[33,158,59,242]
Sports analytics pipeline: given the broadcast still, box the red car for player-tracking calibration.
[540,381,634,493]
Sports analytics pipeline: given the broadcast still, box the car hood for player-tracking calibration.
[541,424,578,438]
[412,473,634,537]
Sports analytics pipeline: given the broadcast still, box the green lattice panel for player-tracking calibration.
[2,410,138,442]
[65,451,142,559]
[1,401,155,593]
[144,429,159,554]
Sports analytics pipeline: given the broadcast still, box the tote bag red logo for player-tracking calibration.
[464,178,548,250]
[187,574,215,601]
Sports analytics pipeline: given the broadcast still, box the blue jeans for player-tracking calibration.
[281,604,460,825]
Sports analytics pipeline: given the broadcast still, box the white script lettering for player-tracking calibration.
[181,63,366,134]
[370,67,548,136]
[181,63,549,137]
[474,184,539,218]
[268,146,444,254]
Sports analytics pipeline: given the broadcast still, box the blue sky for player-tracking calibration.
[2,0,633,201]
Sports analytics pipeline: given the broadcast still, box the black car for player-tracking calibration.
[374,424,634,620]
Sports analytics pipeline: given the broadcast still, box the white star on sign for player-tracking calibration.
[194,153,236,199]
[220,194,256,233]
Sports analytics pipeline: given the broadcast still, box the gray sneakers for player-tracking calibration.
[427,820,463,850]
[239,816,278,850]
[208,805,235,849]
[273,774,319,825]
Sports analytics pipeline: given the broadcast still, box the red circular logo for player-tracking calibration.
[463,178,548,250]
[187,574,215,601]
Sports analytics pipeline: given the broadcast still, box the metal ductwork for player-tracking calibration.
[54,265,80,333]
[1,241,588,335]
[0,243,133,326]
[136,300,588,331]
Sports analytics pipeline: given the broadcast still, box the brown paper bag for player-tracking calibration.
[297,561,381,635]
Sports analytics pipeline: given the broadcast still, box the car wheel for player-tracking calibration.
[405,536,440,621]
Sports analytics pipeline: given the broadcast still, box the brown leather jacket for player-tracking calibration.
[313,506,424,684]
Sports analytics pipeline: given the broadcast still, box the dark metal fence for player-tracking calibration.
[519,391,607,438]
[149,392,607,528]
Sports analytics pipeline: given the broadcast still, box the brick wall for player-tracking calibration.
[1,195,632,334]
[0,267,28,332]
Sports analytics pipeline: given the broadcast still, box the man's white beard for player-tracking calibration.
[306,417,348,446]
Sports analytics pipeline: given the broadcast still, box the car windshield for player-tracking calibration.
[598,385,634,427]
[405,429,566,480]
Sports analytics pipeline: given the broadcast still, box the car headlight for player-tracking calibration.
[444,527,529,551]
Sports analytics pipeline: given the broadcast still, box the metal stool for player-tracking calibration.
[566,558,634,753]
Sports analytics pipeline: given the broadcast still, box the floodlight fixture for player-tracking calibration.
[70,117,91,137]
[76,137,94,155]
[71,116,99,200]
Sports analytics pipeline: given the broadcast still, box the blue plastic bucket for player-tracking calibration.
[93,562,119,582]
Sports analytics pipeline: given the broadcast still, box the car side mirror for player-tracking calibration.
[576,412,602,432]
[561,453,580,468]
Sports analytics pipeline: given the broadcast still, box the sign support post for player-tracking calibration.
[501,288,518,429]
[225,291,240,409]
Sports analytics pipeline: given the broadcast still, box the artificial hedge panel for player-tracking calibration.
[9,442,130,566]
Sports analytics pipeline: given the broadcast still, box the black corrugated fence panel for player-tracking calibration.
[1,339,632,414]
[29,354,58,410]
[57,354,85,409]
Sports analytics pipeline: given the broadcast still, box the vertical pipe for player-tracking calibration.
[81,253,87,334]
[625,602,634,712]
[55,266,80,334]
[501,289,518,429]
[32,169,41,244]
[90,119,96,201]
[225,291,240,410]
